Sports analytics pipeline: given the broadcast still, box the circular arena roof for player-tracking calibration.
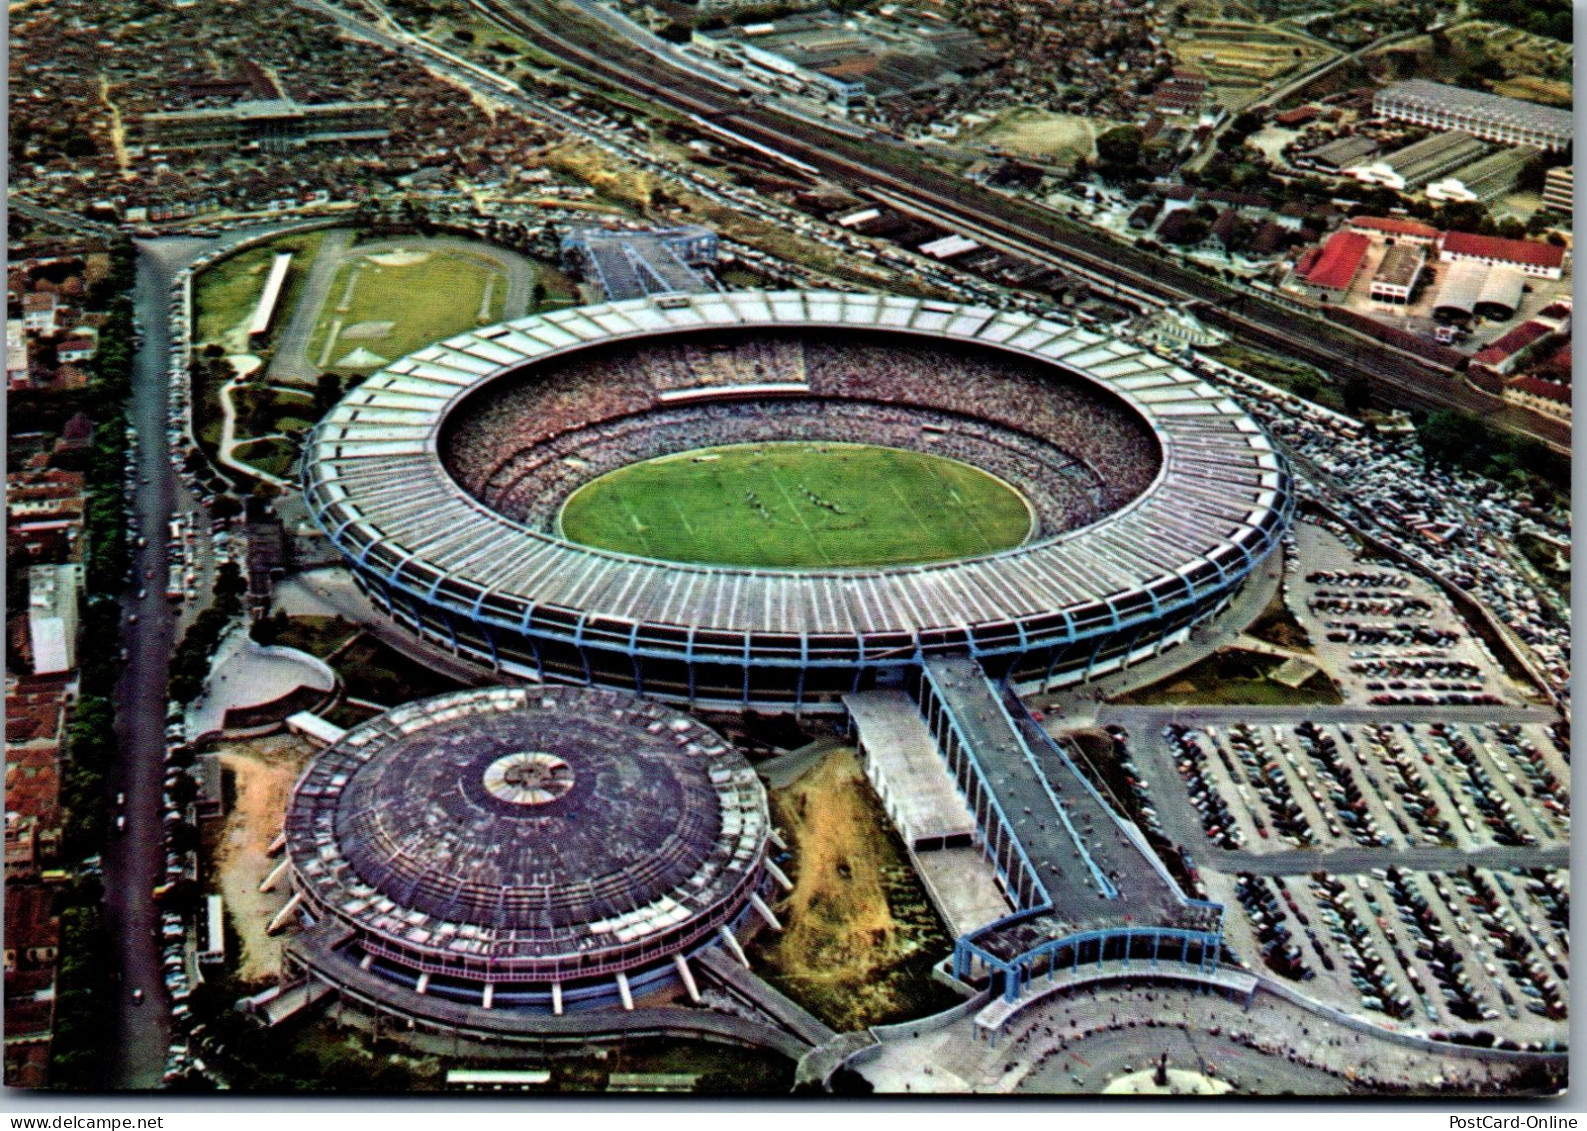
[303,291,1289,646]
[285,686,767,974]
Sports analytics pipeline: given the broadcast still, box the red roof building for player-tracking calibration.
[1472,319,1554,373]
[1295,231,1370,296]
[1440,230,1567,278]
[1347,216,1441,245]
[1275,105,1317,127]
[1507,374,1571,406]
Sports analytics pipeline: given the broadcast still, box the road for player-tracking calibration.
[1098,703,1560,729]
[267,226,353,382]
[106,236,209,1089]
[108,225,309,1088]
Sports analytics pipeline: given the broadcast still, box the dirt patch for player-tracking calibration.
[208,733,316,983]
[365,250,433,268]
[978,109,1111,161]
[749,747,959,1031]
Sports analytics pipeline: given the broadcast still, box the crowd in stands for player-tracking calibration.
[440,330,1162,546]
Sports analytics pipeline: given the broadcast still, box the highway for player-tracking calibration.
[453,0,1566,453]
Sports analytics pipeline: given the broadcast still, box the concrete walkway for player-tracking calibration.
[187,626,336,737]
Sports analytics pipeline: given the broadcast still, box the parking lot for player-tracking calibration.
[1287,522,1532,708]
[1144,717,1569,856]
[1205,865,1568,1042]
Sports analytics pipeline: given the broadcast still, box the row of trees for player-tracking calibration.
[167,562,246,704]
[50,236,137,1090]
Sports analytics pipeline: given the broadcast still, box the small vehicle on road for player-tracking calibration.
[132,988,144,1005]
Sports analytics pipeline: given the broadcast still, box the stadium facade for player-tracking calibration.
[279,686,770,1011]
[302,290,1294,711]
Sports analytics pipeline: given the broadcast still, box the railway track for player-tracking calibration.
[469,0,1568,450]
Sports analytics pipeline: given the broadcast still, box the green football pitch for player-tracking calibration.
[557,442,1034,568]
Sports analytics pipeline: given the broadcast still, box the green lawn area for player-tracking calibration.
[335,634,470,705]
[193,231,327,350]
[557,442,1035,568]
[305,246,508,373]
[231,436,301,479]
[273,616,360,659]
[1115,648,1343,706]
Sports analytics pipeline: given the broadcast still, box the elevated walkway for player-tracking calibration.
[695,947,837,1047]
[910,658,1226,1000]
[281,926,813,1058]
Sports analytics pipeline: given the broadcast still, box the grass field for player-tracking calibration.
[748,746,962,1031]
[974,109,1113,162]
[193,231,327,351]
[558,442,1034,568]
[1114,648,1343,706]
[305,245,508,373]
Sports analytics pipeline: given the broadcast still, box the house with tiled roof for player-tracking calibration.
[1440,230,1567,279]
[1285,230,1370,300]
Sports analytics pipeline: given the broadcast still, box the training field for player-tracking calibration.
[305,246,508,372]
[557,442,1034,569]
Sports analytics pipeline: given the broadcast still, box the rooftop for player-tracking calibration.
[1302,231,1370,291]
[286,686,767,961]
[1376,79,1574,140]
[1441,230,1567,270]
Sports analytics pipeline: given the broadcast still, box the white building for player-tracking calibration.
[1373,80,1573,152]
[28,564,82,675]
[1543,166,1572,213]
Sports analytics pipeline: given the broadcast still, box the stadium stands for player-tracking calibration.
[303,291,1293,709]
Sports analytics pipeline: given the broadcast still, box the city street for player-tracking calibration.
[106,236,208,1088]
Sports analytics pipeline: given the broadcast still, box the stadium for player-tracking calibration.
[302,290,1294,710]
[279,685,770,1013]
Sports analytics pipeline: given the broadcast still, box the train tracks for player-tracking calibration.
[462,0,1570,450]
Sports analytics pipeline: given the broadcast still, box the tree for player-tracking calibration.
[1096,125,1143,169]
[530,281,547,311]
[1343,373,1372,414]
[1416,409,1484,467]
[313,372,344,417]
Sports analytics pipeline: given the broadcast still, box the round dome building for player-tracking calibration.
[280,686,770,1014]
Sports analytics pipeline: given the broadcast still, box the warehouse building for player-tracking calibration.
[1346,216,1440,246]
[1286,230,1370,300]
[1425,147,1539,204]
[1369,243,1426,305]
[1349,131,1490,191]
[1473,267,1527,322]
[1373,80,1573,151]
[1439,229,1567,279]
[1431,260,1489,323]
[1296,134,1379,174]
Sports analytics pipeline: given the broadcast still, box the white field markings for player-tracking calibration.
[334,267,362,315]
[884,475,945,551]
[615,495,657,557]
[922,460,997,554]
[477,275,496,324]
[669,497,702,542]
[316,319,344,370]
[765,461,834,567]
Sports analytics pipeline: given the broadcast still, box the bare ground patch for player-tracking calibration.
[749,747,959,1031]
[208,733,317,984]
